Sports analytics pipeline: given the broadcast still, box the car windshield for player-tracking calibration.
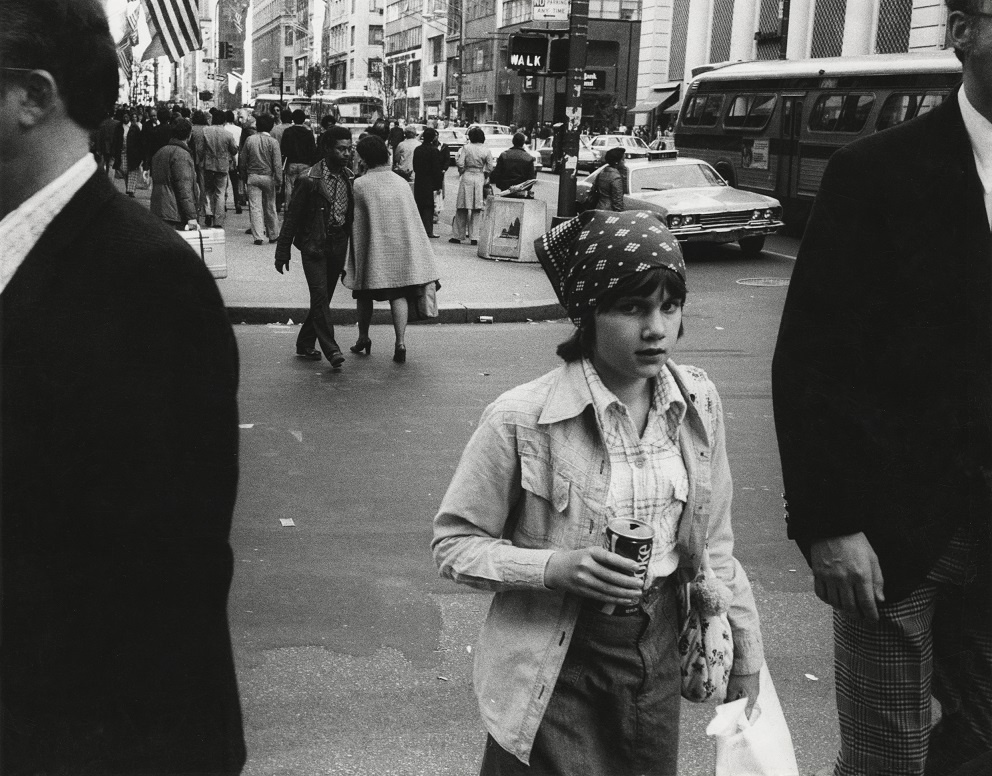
[630,163,726,192]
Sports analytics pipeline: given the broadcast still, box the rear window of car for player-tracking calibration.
[809,92,876,133]
[630,163,725,192]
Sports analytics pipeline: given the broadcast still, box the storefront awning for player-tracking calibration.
[630,84,680,114]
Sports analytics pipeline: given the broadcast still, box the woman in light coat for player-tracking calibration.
[449,126,494,245]
[344,135,440,364]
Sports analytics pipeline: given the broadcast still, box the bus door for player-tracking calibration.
[776,95,803,207]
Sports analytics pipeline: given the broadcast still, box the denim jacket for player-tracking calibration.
[432,359,764,764]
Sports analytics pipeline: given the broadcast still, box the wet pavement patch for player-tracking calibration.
[736,277,790,287]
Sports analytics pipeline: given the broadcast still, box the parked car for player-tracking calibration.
[469,122,512,135]
[586,134,665,165]
[437,127,466,165]
[483,132,543,173]
[575,156,784,257]
[534,135,597,172]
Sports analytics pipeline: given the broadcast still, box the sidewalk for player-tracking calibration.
[119,176,565,325]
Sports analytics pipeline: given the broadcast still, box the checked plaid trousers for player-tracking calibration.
[831,528,992,776]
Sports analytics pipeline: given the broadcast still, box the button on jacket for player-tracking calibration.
[432,359,764,764]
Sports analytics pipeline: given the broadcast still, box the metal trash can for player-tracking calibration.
[477,196,548,263]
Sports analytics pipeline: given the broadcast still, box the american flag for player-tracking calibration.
[116,39,134,82]
[141,0,202,64]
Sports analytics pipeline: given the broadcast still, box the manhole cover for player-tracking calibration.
[736,277,790,287]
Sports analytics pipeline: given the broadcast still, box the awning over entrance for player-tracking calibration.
[630,84,680,114]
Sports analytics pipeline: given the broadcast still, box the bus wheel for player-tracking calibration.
[715,162,736,187]
[738,236,765,258]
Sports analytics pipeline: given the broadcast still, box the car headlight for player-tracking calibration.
[668,215,683,228]
[682,215,694,226]
[752,209,762,220]
[763,208,773,219]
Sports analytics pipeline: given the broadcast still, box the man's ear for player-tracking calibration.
[19,70,60,128]
[946,11,975,58]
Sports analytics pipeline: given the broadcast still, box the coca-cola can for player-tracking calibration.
[600,517,654,616]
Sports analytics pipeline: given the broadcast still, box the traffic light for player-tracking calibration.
[548,38,569,74]
[218,41,230,59]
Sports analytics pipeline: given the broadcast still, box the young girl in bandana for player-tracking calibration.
[432,210,765,775]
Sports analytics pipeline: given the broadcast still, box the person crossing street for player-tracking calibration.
[240,113,283,245]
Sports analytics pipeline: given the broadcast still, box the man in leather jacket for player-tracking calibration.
[273,125,354,367]
[489,132,536,191]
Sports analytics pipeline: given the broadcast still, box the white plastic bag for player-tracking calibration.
[706,663,799,776]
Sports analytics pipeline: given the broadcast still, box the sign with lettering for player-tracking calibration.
[583,70,605,90]
[533,0,569,21]
[509,34,548,72]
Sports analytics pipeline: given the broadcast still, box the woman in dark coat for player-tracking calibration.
[412,127,445,238]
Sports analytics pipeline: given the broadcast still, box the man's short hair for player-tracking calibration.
[605,146,626,165]
[320,114,337,128]
[256,113,274,133]
[512,132,526,147]
[282,111,294,123]
[157,108,172,125]
[319,124,352,153]
[212,110,226,126]
[292,109,306,124]
[171,117,192,141]
[467,126,485,144]
[356,135,389,167]
[224,110,235,124]
[191,109,207,126]
[404,125,418,138]
[0,0,119,132]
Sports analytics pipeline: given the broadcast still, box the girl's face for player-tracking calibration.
[591,284,683,392]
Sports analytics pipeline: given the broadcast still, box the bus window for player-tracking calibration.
[809,93,875,133]
[699,95,724,126]
[744,94,777,129]
[877,93,919,131]
[916,92,945,118]
[724,94,777,129]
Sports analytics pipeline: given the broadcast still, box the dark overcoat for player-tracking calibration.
[772,89,992,602]
[0,172,246,774]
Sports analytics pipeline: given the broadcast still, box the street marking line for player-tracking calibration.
[763,250,797,261]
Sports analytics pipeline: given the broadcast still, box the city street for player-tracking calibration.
[227,239,840,775]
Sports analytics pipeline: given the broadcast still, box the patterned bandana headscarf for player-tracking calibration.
[534,210,686,325]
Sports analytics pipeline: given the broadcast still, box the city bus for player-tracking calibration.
[296,90,385,135]
[673,51,962,226]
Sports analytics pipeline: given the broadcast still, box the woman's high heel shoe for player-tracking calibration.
[393,344,407,364]
[350,338,372,355]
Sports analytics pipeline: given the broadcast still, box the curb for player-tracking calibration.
[226,300,566,325]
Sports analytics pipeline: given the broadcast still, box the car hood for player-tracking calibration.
[631,185,779,213]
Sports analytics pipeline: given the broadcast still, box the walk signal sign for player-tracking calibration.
[509,35,548,72]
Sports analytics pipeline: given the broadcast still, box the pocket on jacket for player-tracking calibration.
[514,455,572,547]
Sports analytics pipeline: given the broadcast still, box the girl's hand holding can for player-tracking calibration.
[543,546,645,604]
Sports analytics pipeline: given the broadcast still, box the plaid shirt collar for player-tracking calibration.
[580,358,686,432]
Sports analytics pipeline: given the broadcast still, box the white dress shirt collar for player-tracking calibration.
[958,86,992,229]
[0,154,97,294]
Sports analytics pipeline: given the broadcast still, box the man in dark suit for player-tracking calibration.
[0,2,246,773]
[772,3,992,775]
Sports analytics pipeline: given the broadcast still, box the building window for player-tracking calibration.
[370,0,382,10]
[350,26,355,46]
[586,0,640,19]
[370,25,384,45]
[350,58,355,79]
[328,23,347,56]
[410,59,421,86]
[463,40,492,73]
[285,27,294,46]
[368,57,383,78]
[875,0,912,54]
[466,0,495,20]
[285,56,294,77]
[429,35,443,64]
[502,0,531,25]
[447,0,462,35]
[385,26,422,54]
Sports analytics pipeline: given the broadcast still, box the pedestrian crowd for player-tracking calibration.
[1,1,991,776]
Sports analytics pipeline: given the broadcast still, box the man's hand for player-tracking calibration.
[544,546,644,604]
[811,532,885,622]
[274,256,290,274]
[725,672,760,717]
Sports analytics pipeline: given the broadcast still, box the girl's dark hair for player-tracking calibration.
[356,134,389,167]
[556,266,687,362]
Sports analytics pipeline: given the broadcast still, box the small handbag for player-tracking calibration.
[678,550,734,702]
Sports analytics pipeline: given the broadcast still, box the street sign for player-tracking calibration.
[582,70,605,90]
[532,0,569,21]
[509,34,548,71]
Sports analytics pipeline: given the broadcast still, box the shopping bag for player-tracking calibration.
[138,168,151,190]
[706,663,800,776]
[416,280,439,319]
[433,190,443,224]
